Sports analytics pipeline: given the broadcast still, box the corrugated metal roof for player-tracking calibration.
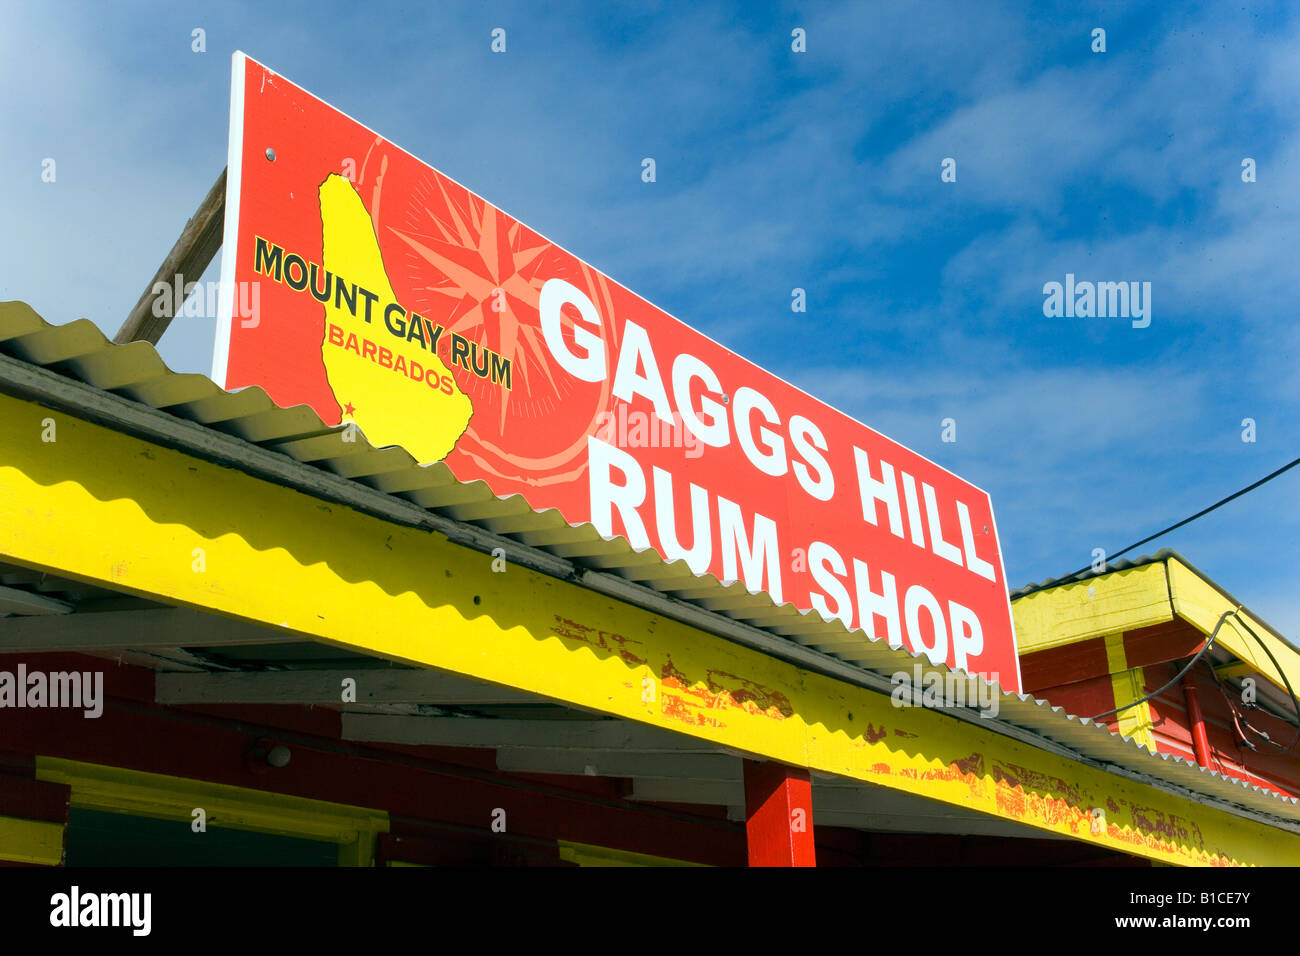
[2,299,1299,828]
[1011,549,1181,599]
[1012,547,1297,652]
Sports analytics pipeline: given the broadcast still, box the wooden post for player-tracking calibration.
[743,758,815,867]
[113,168,227,346]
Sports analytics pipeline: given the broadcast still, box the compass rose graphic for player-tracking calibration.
[360,140,617,487]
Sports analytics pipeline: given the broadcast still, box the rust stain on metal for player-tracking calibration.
[996,785,1027,819]
[653,657,791,728]
[1101,820,1230,865]
[920,754,977,801]
[1120,802,1204,848]
[661,657,690,686]
[919,753,986,799]
[992,759,1094,832]
[892,728,919,739]
[653,656,734,731]
[659,688,726,731]
[993,760,1087,808]
[952,753,983,777]
[703,667,794,718]
[991,761,1227,861]
[994,784,1086,831]
[862,723,888,744]
[551,615,647,667]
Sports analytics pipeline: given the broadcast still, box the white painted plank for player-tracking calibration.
[0,607,297,650]
[0,585,73,616]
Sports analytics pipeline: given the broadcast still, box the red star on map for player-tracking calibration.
[344,402,356,417]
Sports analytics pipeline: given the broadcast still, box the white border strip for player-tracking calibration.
[210,50,247,388]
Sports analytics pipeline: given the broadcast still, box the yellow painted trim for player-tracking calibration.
[1215,661,1256,681]
[0,815,64,866]
[1166,559,1299,698]
[1,393,1298,865]
[1011,557,1300,701]
[1104,634,1156,753]
[1012,564,1173,654]
[557,839,710,867]
[36,757,386,865]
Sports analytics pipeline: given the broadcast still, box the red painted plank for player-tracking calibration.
[1122,620,1205,670]
[1,679,747,865]
[0,771,69,824]
[1019,639,1109,692]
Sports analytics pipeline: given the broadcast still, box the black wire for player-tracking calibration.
[1053,455,1300,586]
[1229,611,1300,754]
[1088,608,1238,722]
[1206,656,1264,752]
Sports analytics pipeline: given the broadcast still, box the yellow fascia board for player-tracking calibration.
[36,757,388,856]
[1012,562,1173,654]
[0,815,64,865]
[2,392,1299,865]
[1012,557,1300,701]
[1166,558,1300,698]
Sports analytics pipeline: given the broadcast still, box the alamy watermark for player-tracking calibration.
[50,886,150,936]
[1042,273,1151,328]
[152,273,261,327]
[0,665,102,718]
[890,663,999,718]
[594,404,705,459]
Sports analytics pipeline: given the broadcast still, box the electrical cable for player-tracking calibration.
[1229,611,1300,754]
[1207,656,1261,752]
[1037,455,1300,591]
[1087,607,1238,722]
[1094,608,1300,759]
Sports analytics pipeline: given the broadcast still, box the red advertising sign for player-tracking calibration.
[214,52,1021,691]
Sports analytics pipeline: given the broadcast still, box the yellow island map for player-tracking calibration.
[318,173,473,463]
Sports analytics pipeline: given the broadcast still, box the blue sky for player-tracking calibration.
[2,1,1297,640]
